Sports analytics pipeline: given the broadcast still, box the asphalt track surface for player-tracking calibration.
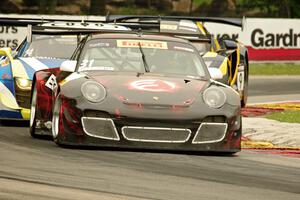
[248,76,300,104]
[0,76,300,200]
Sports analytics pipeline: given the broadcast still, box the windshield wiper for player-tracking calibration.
[138,42,150,73]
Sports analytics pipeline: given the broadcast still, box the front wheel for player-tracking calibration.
[29,82,38,138]
[241,62,248,107]
[52,96,62,141]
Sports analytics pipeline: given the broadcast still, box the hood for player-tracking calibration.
[87,72,208,107]
[16,57,67,80]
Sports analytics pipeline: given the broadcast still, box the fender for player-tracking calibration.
[33,68,61,124]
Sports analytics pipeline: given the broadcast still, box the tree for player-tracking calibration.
[90,0,106,15]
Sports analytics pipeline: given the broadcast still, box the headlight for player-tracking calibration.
[203,86,226,108]
[81,81,106,103]
[15,78,32,90]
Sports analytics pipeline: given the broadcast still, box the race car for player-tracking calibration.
[30,32,242,153]
[105,15,249,107]
[0,20,130,121]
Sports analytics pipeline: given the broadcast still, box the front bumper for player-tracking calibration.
[57,112,241,152]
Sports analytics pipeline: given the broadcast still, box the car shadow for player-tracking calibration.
[59,145,238,157]
[0,120,29,127]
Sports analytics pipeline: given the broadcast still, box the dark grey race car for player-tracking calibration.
[31,32,242,153]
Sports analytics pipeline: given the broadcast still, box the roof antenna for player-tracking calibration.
[105,11,110,22]
[81,16,88,26]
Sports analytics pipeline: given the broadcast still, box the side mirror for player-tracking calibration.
[223,40,237,50]
[0,48,13,60]
[60,60,77,72]
[208,68,223,80]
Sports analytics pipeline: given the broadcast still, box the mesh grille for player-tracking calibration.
[192,123,227,144]
[82,117,119,140]
[122,126,191,143]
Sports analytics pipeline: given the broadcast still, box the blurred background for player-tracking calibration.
[1,0,299,17]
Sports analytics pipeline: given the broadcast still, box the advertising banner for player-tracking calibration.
[205,18,300,61]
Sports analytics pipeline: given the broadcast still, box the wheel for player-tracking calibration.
[29,82,38,138]
[52,96,61,141]
[219,115,242,156]
[241,61,248,107]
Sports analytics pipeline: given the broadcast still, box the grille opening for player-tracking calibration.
[122,126,191,143]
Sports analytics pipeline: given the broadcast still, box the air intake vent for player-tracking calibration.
[192,123,227,144]
[81,117,119,140]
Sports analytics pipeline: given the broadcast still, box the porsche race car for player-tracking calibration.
[105,15,249,107]
[30,32,242,153]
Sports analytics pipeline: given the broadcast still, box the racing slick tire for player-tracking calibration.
[29,82,38,138]
[241,62,248,108]
[52,96,61,143]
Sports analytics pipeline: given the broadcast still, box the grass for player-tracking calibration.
[249,63,300,75]
[265,110,300,123]
[194,0,213,6]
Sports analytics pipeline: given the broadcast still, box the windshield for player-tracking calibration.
[78,38,207,77]
[22,35,78,59]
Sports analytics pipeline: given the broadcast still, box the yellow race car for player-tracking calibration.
[107,15,249,107]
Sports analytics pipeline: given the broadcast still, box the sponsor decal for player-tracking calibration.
[129,79,177,92]
[79,59,94,71]
[89,42,110,48]
[45,74,58,91]
[117,40,168,49]
[160,24,178,30]
[1,73,11,79]
[92,66,114,71]
[237,71,244,91]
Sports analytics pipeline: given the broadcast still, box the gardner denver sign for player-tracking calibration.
[205,18,300,61]
[251,29,300,48]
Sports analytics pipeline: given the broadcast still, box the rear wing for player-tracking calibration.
[0,14,106,26]
[0,14,245,29]
[29,27,213,43]
[106,15,245,29]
